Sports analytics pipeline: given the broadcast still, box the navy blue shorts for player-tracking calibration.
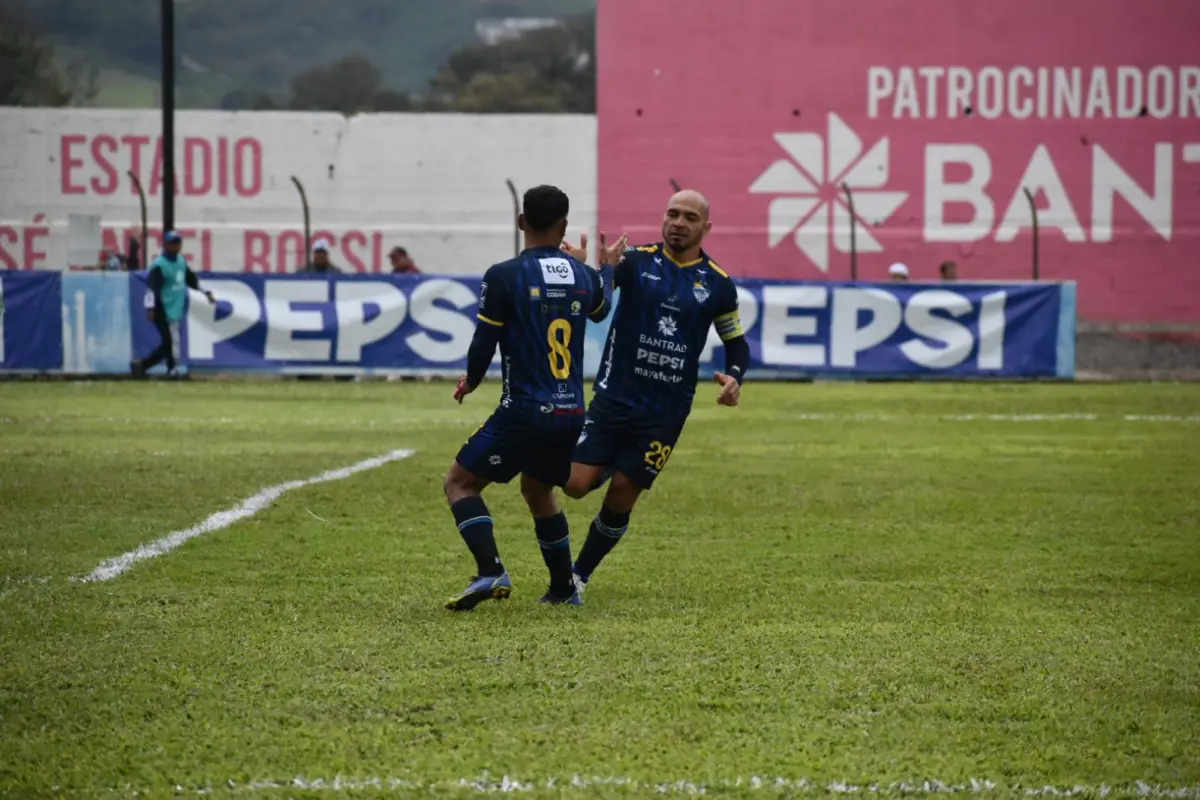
[572,396,687,490]
[456,411,582,487]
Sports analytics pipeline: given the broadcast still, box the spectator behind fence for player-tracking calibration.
[298,239,342,274]
[389,246,420,274]
[96,249,123,271]
[940,260,958,281]
[888,262,909,282]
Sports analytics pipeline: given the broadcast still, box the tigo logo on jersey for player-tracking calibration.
[539,257,575,285]
[749,113,908,273]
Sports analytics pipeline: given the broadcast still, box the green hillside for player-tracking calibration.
[14,0,595,109]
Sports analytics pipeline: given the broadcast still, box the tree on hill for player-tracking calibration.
[288,55,414,114]
[429,14,595,113]
[223,55,417,113]
[221,11,595,117]
[11,0,596,109]
[0,7,88,106]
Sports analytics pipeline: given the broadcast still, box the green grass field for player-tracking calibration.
[1,381,1198,798]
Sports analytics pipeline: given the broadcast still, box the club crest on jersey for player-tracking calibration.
[570,300,582,315]
[692,280,710,303]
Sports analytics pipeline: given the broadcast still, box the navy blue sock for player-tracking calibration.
[573,505,630,581]
[534,512,573,596]
[451,496,503,577]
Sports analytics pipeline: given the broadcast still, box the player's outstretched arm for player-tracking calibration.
[588,265,614,323]
[560,231,589,263]
[455,266,509,403]
[599,232,628,266]
[713,282,748,407]
[456,322,501,403]
[587,232,626,322]
[563,231,638,290]
[715,334,749,407]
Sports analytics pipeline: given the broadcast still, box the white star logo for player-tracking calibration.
[749,112,908,273]
[657,315,678,337]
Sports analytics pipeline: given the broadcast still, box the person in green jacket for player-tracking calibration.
[130,231,214,378]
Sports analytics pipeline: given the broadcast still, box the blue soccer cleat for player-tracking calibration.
[571,572,589,596]
[538,588,584,606]
[445,572,512,611]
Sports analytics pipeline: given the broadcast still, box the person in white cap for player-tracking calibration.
[888,262,909,282]
[299,238,342,274]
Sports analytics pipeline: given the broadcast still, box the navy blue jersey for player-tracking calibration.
[593,243,743,419]
[476,246,608,424]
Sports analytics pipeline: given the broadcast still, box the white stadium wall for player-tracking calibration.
[0,109,597,274]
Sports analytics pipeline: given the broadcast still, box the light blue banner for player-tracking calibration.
[61,272,133,373]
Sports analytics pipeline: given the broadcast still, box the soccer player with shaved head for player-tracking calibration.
[559,189,750,595]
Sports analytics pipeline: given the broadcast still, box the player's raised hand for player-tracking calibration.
[714,371,740,407]
[560,232,589,263]
[598,232,629,266]
[453,374,473,404]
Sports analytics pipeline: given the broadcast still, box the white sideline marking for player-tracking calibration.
[786,412,1200,423]
[0,416,474,427]
[149,774,1200,797]
[941,413,1099,421]
[78,449,416,583]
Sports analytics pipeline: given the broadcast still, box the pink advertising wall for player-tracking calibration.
[597,0,1200,323]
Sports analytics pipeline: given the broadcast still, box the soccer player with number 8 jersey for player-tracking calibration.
[560,190,751,596]
[442,185,627,610]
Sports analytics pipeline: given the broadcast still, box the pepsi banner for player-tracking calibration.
[130,273,501,374]
[699,280,1075,379]
[143,273,1074,379]
[3,272,1075,379]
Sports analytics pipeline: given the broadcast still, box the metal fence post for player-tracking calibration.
[290,176,311,271]
[1022,186,1040,280]
[841,183,858,281]
[128,170,148,269]
[505,179,520,258]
